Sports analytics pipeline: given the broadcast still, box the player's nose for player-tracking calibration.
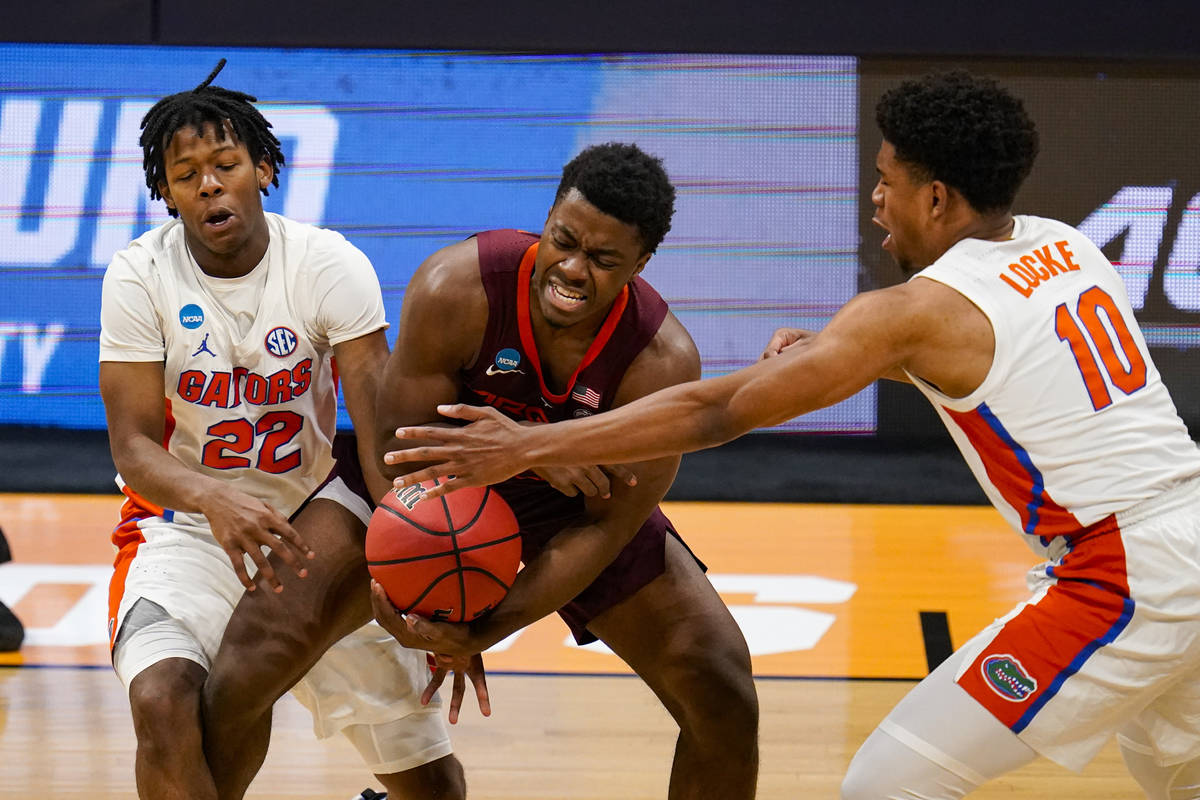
[198,170,224,197]
[870,180,884,207]
[558,251,587,279]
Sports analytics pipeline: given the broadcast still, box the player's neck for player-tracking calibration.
[184,225,270,279]
[528,305,609,388]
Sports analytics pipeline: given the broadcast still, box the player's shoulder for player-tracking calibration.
[105,218,185,280]
[411,236,484,297]
[272,213,364,262]
[625,311,702,394]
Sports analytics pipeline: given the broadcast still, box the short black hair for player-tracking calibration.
[139,59,285,218]
[876,70,1038,214]
[555,142,676,254]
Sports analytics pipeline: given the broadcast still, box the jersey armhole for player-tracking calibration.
[912,266,1010,410]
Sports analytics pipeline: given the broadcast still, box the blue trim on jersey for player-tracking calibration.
[976,403,1047,536]
[162,508,175,523]
[1010,595,1135,734]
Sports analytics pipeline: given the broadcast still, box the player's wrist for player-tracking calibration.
[521,424,556,471]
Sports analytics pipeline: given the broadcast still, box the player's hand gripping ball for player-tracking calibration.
[366,480,521,622]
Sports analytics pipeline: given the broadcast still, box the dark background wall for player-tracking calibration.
[14,1,1200,60]
[7,1,1200,503]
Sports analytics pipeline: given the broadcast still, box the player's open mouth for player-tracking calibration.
[871,216,892,249]
[548,281,586,309]
[204,210,235,229]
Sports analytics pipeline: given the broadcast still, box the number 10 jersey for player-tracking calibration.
[908,214,1200,549]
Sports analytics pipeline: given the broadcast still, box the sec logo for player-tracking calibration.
[264,326,298,357]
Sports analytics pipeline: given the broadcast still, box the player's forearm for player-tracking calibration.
[518,375,753,469]
[471,522,627,648]
[112,433,229,515]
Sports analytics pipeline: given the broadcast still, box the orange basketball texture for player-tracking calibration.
[366,482,522,623]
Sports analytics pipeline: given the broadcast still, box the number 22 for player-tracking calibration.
[1054,285,1147,411]
[201,410,305,473]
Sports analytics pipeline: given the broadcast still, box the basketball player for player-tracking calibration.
[98,62,464,799]
[371,142,759,797]
[0,526,22,652]
[384,73,1200,799]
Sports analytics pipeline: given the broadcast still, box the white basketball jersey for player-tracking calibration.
[908,215,1200,548]
[99,213,386,520]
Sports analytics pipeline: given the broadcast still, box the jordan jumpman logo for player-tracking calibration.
[192,333,216,358]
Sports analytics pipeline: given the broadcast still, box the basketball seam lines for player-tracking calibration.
[374,484,495,536]
[366,531,522,566]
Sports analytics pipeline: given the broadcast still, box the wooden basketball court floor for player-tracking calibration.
[0,494,1143,798]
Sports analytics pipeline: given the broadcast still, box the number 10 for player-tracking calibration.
[1054,286,1147,411]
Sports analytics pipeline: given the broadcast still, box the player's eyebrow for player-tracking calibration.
[169,142,238,167]
[558,224,622,256]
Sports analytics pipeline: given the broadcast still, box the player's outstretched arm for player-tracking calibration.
[100,361,313,591]
[387,282,955,497]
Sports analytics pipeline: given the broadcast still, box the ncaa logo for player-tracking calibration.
[179,303,205,329]
[264,326,298,357]
[485,347,524,376]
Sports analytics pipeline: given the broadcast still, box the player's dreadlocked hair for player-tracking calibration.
[139,59,285,217]
[876,70,1039,214]
[556,142,676,254]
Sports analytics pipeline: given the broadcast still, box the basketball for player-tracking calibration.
[366,481,522,623]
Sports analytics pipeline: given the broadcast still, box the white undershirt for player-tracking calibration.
[191,246,270,340]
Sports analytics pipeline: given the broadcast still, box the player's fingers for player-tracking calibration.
[559,466,601,497]
[270,517,315,563]
[403,612,437,642]
[421,668,448,707]
[369,580,406,635]
[580,466,611,498]
[470,657,491,717]
[391,464,452,488]
[415,476,471,499]
[245,545,284,593]
[263,522,311,576]
[548,477,580,497]
[449,668,466,725]
[383,441,449,462]
[603,463,638,487]
[434,403,492,422]
[225,547,257,592]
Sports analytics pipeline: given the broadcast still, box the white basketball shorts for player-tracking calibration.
[108,476,451,774]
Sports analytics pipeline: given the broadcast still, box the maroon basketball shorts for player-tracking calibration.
[493,478,705,645]
[294,433,375,522]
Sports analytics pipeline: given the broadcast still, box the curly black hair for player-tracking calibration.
[139,59,285,218]
[876,70,1038,214]
[556,142,676,254]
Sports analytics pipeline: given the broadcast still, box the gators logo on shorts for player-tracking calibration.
[981,654,1038,701]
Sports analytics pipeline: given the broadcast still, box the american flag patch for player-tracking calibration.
[571,383,601,408]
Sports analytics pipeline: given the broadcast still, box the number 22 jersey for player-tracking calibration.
[99,212,386,522]
[908,214,1200,549]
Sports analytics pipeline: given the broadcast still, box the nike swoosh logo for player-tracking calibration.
[486,365,524,376]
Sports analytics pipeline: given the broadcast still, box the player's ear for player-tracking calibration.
[928,180,949,219]
[158,181,176,212]
[632,252,651,277]
[257,158,274,191]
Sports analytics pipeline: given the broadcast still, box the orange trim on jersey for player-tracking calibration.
[107,495,154,650]
[945,403,1081,538]
[515,241,630,404]
[956,517,1132,732]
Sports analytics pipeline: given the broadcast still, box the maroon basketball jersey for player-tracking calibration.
[460,229,669,424]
